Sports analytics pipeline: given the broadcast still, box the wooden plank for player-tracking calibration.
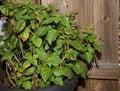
[87,63,120,79]
[33,0,41,5]
[76,79,119,91]
[94,0,119,63]
[76,0,119,91]
[41,0,54,5]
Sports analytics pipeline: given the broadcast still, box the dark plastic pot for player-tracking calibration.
[0,62,78,91]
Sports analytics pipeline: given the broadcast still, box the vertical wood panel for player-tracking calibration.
[94,0,119,63]
[41,0,54,5]
[76,0,119,91]
[34,0,41,5]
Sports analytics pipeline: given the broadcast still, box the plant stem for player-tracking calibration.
[18,37,24,56]
[6,62,15,86]
[14,55,22,66]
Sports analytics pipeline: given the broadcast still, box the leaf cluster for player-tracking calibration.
[0,0,102,89]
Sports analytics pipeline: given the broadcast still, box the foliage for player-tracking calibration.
[0,0,102,89]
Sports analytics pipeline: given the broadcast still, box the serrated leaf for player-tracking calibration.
[22,81,31,89]
[35,47,48,60]
[32,35,42,47]
[53,67,72,79]
[65,49,78,60]
[56,39,64,49]
[39,80,50,88]
[42,17,54,25]
[16,76,32,88]
[87,44,94,54]
[46,53,62,67]
[54,77,63,86]
[28,3,38,10]
[35,26,51,36]
[41,67,52,83]
[16,9,28,16]
[24,52,32,59]
[61,18,70,29]
[16,20,26,33]
[30,59,37,66]
[68,39,83,51]
[87,34,97,43]
[0,6,9,15]
[46,29,58,45]
[24,67,36,75]
[93,41,102,52]
[53,17,61,24]
[72,61,87,78]
[80,52,93,63]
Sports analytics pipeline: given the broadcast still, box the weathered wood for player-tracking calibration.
[87,63,120,79]
[76,79,119,91]
[32,0,41,5]
[94,0,119,63]
[41,0,54,5]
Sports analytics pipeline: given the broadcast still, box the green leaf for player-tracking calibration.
[68,39,83,51]
[54,77,63,86]
[80,52,93,63]
[16,76,32,88]
[53,67,72,79]
[65,49,78,60]
[35,47,48,60]
[22,60,31,70]
[32,35,42,47]
[24,67,36,75]
[93,41,102,52]
[87,34,97,43]
[56,39,64,49]
[23,0,32,4]
[53,17,61,24]
[0,6,9,15]
[28,3,38,10]
[41,67,52,82]
[39,80,50,88]
[30,59,37,66]
[5,24,13,33]
[16,9,28,16]
[35,26,51,36]
[42,17,54,25]
[46,29,58,45]
[87,45,94,54]
[46,53,62,67]
[72,61,87,78]
[9,35,18,49]
[24,52,32,59]
[61,18,70,29]
[20,28,30,42]
[16,20,26,33]
[22,81,32,89]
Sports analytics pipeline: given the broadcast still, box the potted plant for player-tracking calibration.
[0,0,102,91]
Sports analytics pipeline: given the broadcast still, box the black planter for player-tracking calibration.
[0,62,78,91]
